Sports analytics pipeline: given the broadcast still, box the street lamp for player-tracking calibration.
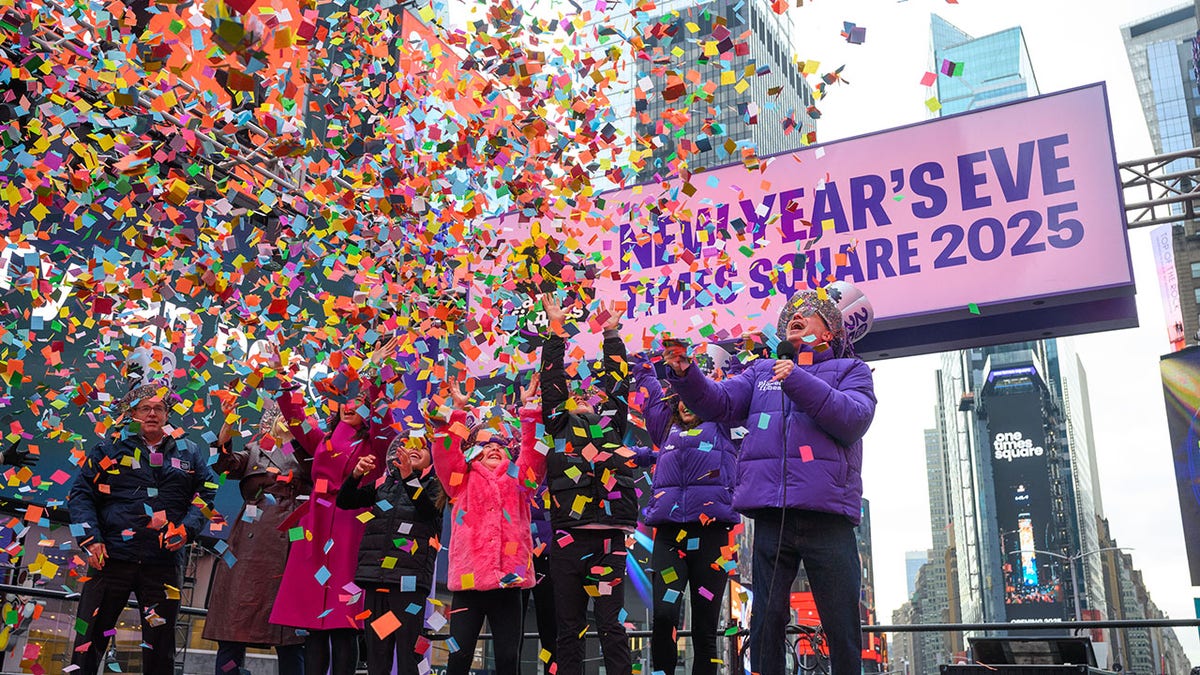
[1004,547,1132,622]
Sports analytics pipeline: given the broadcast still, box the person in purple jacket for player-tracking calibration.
[663,281,876,675]
[632,351,739,675]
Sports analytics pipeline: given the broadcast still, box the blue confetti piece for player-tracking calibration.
[314,565,331,585]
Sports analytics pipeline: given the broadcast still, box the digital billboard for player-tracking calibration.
[987,381,1068,622]
[1151,225,1187,352]
[1158,347,1200,585]
[465,83,1136,375]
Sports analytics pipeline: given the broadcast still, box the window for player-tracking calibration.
[1191,262,1200,279]
[1193,287,1200,306]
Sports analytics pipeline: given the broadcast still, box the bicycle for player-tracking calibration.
[790,623,831,675]
[732,623,831,675]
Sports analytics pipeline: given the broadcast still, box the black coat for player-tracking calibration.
[336,468,444,591]
[68,433,218,566]
[540,332,638,530]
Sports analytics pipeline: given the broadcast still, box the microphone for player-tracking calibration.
[775,340,796,410]
[776,340,797,362]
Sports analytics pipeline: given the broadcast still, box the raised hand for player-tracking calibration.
[216,393,238,449]
[0,440,37,469]
[393,446,413,478]
[662,339,691,376]
[449,378,470,409]
[369,334,404,367]
[352,454,377,479]
[541,293,566,334]
[597,299,622,333]
[519,373,541,406]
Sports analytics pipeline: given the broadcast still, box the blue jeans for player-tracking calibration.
[749,509,861,675]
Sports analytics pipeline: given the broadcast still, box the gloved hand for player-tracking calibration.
[1,440,37,468]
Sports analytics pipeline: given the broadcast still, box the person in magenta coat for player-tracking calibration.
[432,377,547,675]
[268,380,392,675]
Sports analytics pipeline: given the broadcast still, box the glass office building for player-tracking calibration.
[1122,6,1200,346]
[930,14,1040,115]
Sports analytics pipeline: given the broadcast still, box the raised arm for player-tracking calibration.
[632,353,673,448]
[516,406,548,492]
[430,410,470,499]
[779,359,877,446]
[336,455,380,510]
[666,357,758,426]
[275,385,324,455]
[212,439,250,478]
[599,326,629,439]
[540,331,571,438]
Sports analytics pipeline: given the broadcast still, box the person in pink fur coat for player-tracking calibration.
[433,376,547,675]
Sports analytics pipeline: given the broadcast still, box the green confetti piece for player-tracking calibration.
[968,303,980,315]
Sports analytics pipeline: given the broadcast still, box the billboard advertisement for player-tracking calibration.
[987,382,1067,621]
[1151,225,1187,352]
[1159,347,1200,585]
[465,83,1135,375]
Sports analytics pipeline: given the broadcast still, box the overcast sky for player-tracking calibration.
[781,0,1200,663]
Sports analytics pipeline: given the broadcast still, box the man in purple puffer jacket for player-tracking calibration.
[664,281,876,675]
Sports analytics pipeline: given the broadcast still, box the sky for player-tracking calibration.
[776,0,1200,663]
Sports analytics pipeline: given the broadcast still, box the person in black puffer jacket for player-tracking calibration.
[539,294,635,675]
[337,432,445,675]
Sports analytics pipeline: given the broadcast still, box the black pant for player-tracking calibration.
[363,587,428,675]
[304,628,359,675]
[521,553,557,675]
[446,588,523,675]
[749,509,861,675]
[70,559,182,675]
[550,528,631,675]
[215,641,304,675]
[650,522,732,675]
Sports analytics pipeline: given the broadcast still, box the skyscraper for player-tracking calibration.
[630,0,816,182]
[1096,516,1194,673]
[920,13,1065,650]
[1122,6,1200,346]
[905,551,926,598]
[929,14,1040,115]
[933,340,1108,628]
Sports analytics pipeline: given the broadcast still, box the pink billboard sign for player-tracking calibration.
[1151,224,1186,352]
[465,83,1133,374]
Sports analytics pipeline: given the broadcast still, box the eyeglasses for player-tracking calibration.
[134,404,167,414]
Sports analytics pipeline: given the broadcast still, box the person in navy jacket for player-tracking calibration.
[68,379,218,675]
[632,351,738,675]
[664,281,876,675]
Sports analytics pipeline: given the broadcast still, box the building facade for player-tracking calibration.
[1123,5,1200,347]
[930,14,1040,116]
[933,340,1108,627]
[1095,516,1193,674]
[629,0,816,182]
